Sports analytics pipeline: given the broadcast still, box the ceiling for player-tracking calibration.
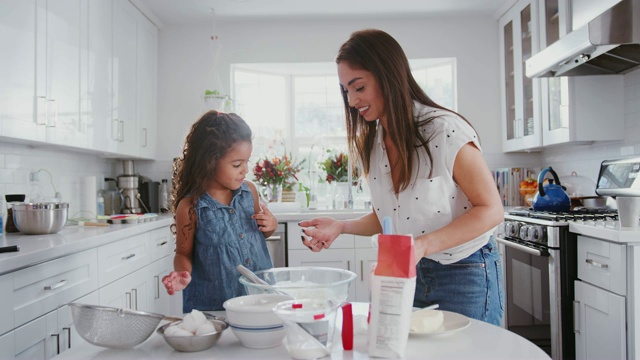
[133,0,508,26]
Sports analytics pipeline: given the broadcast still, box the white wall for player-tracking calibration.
[156,15,539,169]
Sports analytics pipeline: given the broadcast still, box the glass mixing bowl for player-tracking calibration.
[239,267,356,303]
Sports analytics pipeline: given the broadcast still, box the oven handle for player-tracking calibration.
[495,236,549,257]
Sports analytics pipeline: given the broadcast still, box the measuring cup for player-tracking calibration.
[273,299,340,360]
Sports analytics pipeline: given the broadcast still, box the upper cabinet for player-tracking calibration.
[0,0,158,160]
[0,1,45,142]
[499,0,624,152]
[499,0,543,152]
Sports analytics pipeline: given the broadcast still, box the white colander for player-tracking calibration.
[69,303,176,349]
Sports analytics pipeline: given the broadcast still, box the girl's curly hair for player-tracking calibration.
[170,110,252,237]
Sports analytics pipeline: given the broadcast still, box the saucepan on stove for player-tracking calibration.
[560,172,608,209]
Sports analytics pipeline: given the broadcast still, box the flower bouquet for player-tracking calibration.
[319,151,358,184]
[253,154,305,201]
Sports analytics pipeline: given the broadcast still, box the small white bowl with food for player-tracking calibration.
[156,310,228,352]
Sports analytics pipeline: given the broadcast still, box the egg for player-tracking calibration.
[181,309,207,333]
[164,324,195,337]
[195,321,216,336]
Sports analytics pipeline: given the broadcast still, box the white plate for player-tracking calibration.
[409,310,470,336]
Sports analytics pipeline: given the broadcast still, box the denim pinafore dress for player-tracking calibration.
[183,182,273,312]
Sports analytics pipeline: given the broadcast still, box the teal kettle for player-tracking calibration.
[532,167,571,212]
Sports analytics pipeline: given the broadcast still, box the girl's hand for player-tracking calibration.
[299,217,343,252]
[253,203,277,234]
[162,271,191,295]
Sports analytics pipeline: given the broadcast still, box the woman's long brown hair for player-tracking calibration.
[336,29,472,193]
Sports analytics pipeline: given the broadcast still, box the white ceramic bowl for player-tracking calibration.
[223,293,292,349]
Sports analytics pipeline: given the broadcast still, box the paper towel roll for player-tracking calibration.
[81,176,97,216]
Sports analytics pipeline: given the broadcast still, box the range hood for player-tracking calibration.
[526,0,640,77]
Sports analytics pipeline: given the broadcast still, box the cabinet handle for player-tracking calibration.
[126,292,132,309]
[155,276,160,299]
[51,333,61,355]
[36,96,47,125]
[112,119,119,140]
[360,261,364,281]
[157,241,168,247]
[119,120,124,141]
[142,128,148,147]
[585,258,608,269]
[63,327,71,349]
[132,288,138,310]
[347,261,350,271]
[122,253,135,260]
[573,300,580,334]
[47,99,57,127]
[44,279,67,290]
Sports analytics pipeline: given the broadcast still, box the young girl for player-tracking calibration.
[162,110,277,312]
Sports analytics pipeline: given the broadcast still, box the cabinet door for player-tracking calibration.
[84,0,114,153]
[136,12,157,160]
[55,290,99,356]
[10,311,57,360]
[574,280,625,360]
[288,249,356,301]
[99,266,149,311]
[112,0,138,156]
[148,256,182,317]
[37,0,86,148]
[354,247,377,302]
[499,0,542,152]
[0,0,45,142]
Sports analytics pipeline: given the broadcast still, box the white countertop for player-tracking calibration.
[55,303,550,360]
[0,216,173,275]
[569,221,640,243]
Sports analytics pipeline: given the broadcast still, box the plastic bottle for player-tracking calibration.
[159,179,169,213]
[96,193,105,216]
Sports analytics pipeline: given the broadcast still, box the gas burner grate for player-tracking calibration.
[508,208,618,222]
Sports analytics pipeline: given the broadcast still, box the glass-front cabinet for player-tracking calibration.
[499,0,542,152]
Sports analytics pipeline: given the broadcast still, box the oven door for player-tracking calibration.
[496,236,554,357]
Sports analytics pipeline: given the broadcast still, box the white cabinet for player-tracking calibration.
[97,232,150,287]
[111,0,139,157]
[148,227,181,316]
[0,0,44,142]
[99,266,149,311]
[574,235,627,360]
[499,0,542,152]
[35,0,87,148]
[286,221,375,302]
[136,10,158,160]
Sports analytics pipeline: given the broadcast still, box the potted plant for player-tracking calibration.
[253,154,305,202]
[319,150,358,184]
[203,89,232,111]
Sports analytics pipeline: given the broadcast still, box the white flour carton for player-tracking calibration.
[368,234,416,358]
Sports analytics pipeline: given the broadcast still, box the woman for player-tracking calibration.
[299,29,505,325]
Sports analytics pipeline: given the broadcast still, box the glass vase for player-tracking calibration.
[266,184,283,203]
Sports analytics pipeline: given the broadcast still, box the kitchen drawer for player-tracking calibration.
[577,235,626,295]
[149,227,174,262]
[12,248,98,329]
[98,233,150,287]
[287,222,354,250]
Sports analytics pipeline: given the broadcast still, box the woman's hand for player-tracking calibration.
[253,203,277,237]
[298,217,344,252]
[162,271,191,295]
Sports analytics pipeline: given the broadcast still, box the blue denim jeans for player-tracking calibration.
[413,236,504,326]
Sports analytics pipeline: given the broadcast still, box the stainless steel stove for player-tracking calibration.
[497,207,620,359]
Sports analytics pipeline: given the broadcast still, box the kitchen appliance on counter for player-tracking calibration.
[596,156,640,228]
[495,207,619,360]
[117,160,141,214]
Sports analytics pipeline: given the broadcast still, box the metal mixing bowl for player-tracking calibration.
[157,319,228,352]
[12,202,68,235]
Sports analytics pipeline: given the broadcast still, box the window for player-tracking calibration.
[231,59,457,180]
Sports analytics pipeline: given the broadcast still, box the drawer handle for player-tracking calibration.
[132,288,138,310]
[44,279,67,291]
[573,300,581,334]
[155,276,160,299]
[157,241,168,246]
[122,253,136,260]
[126,292,132,309]
[63,327,71,349]
[586,258,609,269]
[51,333,60,355]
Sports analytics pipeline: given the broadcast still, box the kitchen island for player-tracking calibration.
[55,303,549,360]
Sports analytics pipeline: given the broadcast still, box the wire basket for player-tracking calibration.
[69,303,165,349]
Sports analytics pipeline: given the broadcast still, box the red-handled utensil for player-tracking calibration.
[341,302,353,350]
